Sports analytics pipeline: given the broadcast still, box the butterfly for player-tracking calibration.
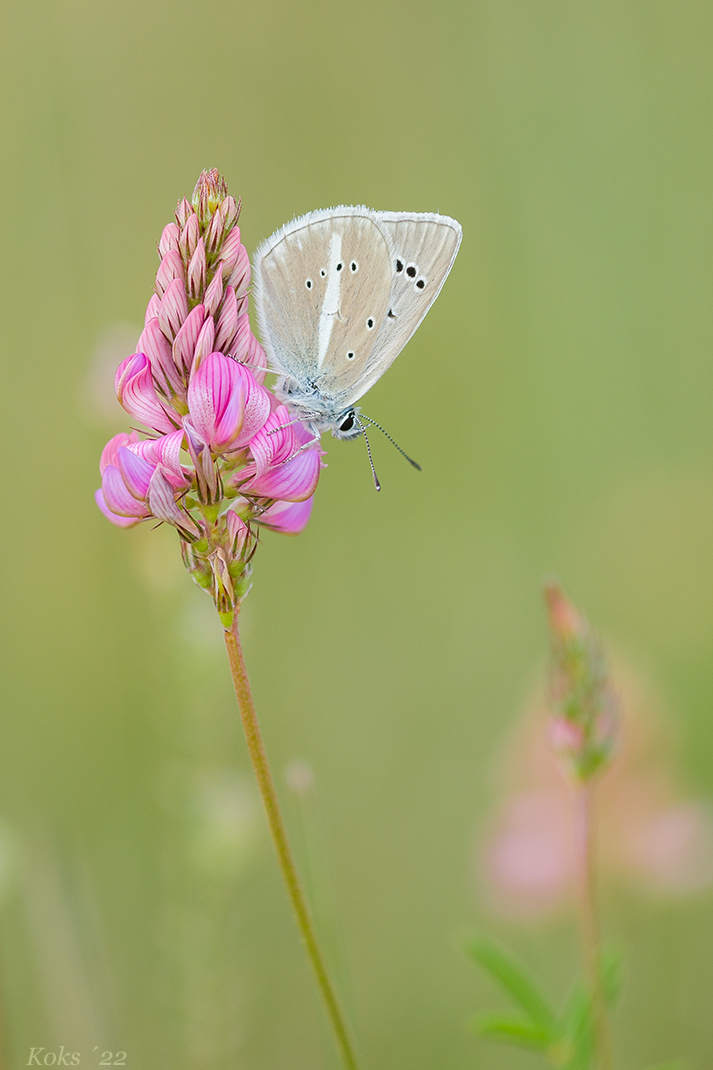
[252,207,462,481]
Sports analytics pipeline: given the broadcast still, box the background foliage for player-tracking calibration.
[2,1,713,1066]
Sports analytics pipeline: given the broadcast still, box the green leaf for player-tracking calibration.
[465,935,558,1037]
[558,984,593,1070]
[470,1011,551,1052]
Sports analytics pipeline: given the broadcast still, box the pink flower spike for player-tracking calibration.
[193,316,216,371]
[100,430,140,474]
[95,488,142,528]
[155,249,185,298]
[228,245,251,295]
[147,468,200,539]
[115,352,178,433]
[138,318,183,397]
[204,269,224,317]
[246,447,322,502]
[158,223,180,258]
[179,212,200,260]
[102,465,151,517]
[187,237,207,300]
[144,293,161,325]
[259,496,315,534]
[118,445,154,500]
[187,351,247,452]
[214,286,238,352]
[158,277,189,341]
[172,304,206,375]
[226,508,248,554]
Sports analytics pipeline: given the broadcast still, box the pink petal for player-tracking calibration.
[248,405,296,477]
[204,268,224,316]
[193,315,215,370]
[99,431,140,474]
[102,465,151,517]
[228,245,251,295]
[118,446,155,499]
[246,447,322,502]
[187,351,246,451]
[246,332,268,385]
[172,304,206,376]
[187,237,206,299]
[115,353,178,433]
[158,277,189,340]
[131,428,188,489]
[214,286,238,352]
[155,249,185,298]
[138,318,183,396]
[232,371,271,447]
[179,213,200,259]
[259,496,315,534]
[226,313,250,362]
[144,293,161,325]
[217,226,243,277]
[158,223,180,257]
[95,488,142,528]
[226,508,249,553]
[147,468,200,538]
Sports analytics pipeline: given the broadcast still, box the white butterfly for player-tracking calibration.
[252,207,462,455]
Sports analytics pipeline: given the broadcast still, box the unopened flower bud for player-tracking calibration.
[219,195,240,231]
[192,168,229,228]
[159,223,180,258]
[187,237,207,299]
[205,209,225,257]
[204,268,224,317]
[175,197,194,227]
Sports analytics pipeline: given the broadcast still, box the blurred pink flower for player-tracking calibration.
[479,663,713,919]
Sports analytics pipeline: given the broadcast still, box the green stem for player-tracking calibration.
[223,611,359,1070]
[575,781,613,1070]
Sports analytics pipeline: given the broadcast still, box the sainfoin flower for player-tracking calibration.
[96,169,324,624]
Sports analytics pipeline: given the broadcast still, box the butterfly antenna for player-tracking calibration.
[357,414,422,470]
[355,418,381,491]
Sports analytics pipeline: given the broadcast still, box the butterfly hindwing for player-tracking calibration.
[343,212,462,405]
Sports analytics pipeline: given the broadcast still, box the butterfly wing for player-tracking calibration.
[339,212,462,405]
[252,208,393,408]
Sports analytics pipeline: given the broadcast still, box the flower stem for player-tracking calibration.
[575,782,613,1070]
[223,612,359,1070]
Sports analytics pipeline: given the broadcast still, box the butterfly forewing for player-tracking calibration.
[254,209,393,402]
[344,213,462,404]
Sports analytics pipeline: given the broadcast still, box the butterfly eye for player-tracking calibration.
[346,351,355,360]
[395,258,404,273]
[366,317,375,329]
[415,278,426,290]
[350,261,358,273]
[339,413,355,432]
[305,278,313,289]
[406,264,417,279]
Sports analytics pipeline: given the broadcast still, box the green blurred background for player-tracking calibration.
[2,0,713,1066]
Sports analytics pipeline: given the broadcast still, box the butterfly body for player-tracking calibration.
[252,205,462,439]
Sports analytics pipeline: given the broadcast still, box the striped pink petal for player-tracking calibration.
[155,249,185,298]
[193,316,216,371]
[145,293,161,325]
[159,223,180,257]
[248,405,296,477]
[138,318,183,396]
[131,428,188,489]
[147,468,200,538]
[118,446,155,499]
[115,353,178,433]
[259,496,315,534]
[226,508,249,554]
[101,465,151,517]
[187,237,207,299]
[95,488,142,528]
[217,226,243,277]
[231,370,271,447]
[245,447,322,502]
[158,277,189,340]
[228,245,251,295]
[187,351,246,451]
[100,431,140,474]
[172,304,206,375]
[204,269,224,317]
[179,213,200,259]
[214,286,238,352]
